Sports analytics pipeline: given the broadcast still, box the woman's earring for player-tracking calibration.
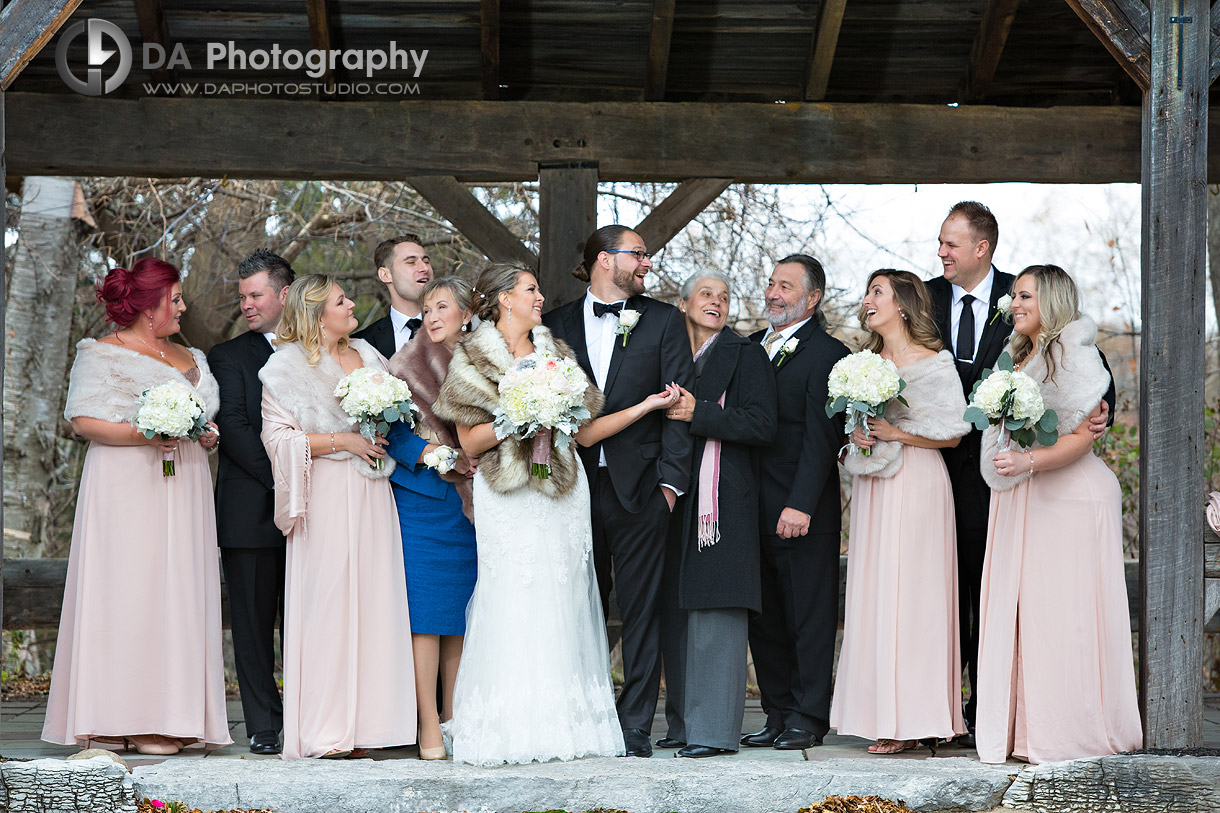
[148,317,154,330]
[900,310,907,320]
[506,305,512,326]
[461,323,469,332]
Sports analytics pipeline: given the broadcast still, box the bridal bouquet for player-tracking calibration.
[825,350,907,456]
[335,367,420,469]
[963,352,1058,450]
[494,353,591,478]
[133,381,210,476]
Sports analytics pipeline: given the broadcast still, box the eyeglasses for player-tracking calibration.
[604,249,653,262]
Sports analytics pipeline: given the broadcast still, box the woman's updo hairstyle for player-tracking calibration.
[571,224,635,282]
[96,258,181,328]
[471,262,533,324]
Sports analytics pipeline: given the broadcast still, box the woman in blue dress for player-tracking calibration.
[386,276,478,760]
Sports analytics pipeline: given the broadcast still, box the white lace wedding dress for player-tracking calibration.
[444,463,626,766]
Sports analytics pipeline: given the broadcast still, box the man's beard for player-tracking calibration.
[612,263,645,297]
[767,299,807,328]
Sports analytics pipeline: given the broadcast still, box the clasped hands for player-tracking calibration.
[146,421,220,452]
[849,417,901,450]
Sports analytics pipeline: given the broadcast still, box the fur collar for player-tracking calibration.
[981,316,1110,491]
[259,339,396,479]
[843,350,970,479]
[434,322,603,496]
[64,338,219,423]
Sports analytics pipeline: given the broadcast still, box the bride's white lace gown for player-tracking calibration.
[445,464,625,766]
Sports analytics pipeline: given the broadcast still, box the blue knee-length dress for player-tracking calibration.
[387,423,477,635]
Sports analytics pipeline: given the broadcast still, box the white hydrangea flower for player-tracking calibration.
[970,369,1015,419]
[1009,372,1045,422]
[493,353,591,448]
[133,382,206,439]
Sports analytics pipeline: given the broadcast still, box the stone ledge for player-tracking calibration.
[0,755,136,813]
[134,755,1014,813]
[1002,754,1220,813]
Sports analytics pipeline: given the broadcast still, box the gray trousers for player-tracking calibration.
[662,606,749,751]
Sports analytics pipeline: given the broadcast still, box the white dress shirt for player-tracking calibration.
[948,268,995,365]
[263,332,278,350]
[760,317,811,359]
[389,306,422,354]
[584,291,626,468]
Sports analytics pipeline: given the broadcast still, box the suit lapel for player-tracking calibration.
[932,280,953,348]
[602,296,647,394]
[970,271,1013,377]
[560,300,593,378]
[772,318,819,373]
[248,331,274,366]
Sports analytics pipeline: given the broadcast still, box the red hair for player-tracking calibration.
[97,258,181,328]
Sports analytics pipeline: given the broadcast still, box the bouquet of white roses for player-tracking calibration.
[963,352,1058,450]
[132,381,211,476]
[334,367,420,469]
[494,353,591,478]
[422,444,460,475]
[825,350,907,456]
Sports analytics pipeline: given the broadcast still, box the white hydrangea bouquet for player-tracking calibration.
[825,350,908,456]
[494,353,591,478]
[422,444,460,475]
[132,381,210,476]
[963,352,1058,450]
[335,367,420,469]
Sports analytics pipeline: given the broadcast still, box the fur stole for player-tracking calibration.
[388,336,474,519]
[843,350,970,479]
[64,338,219,423]
[434,321,604,497]
[258,339,396,479]
[981,316,1110,491]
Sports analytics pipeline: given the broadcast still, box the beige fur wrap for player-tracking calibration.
[433,322,603,497]
[64,338,219,423]
[843,349,970,479]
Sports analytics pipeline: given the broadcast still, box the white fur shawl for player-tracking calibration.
[64,338,219,423]
[981,316,1110,491]
[434,322,603,497]
[258,339,396,479]
[843,350,970,479]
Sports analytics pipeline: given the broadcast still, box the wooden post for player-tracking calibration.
[1,90,7,715]
[1139,0,1207,748]
[538,161,597,311]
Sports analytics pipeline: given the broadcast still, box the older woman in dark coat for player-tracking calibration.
[658,271,778,758]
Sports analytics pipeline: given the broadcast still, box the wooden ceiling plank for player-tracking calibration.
[962,0,1023,102]
[305,0,334,89]
[0,0,82,90]
[132,0,172,85]
[804,0,848,101]
[481,0,500,100]
[1063,0,1151,91]
[644,0,676,101]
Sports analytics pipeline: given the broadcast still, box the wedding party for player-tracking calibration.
[38,201,1143,768]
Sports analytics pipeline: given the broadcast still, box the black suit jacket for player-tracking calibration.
[208,331,283,549]
[750,319,850,541]
[353,315,395,359]
[542,294,695,514]
[927,270,1017,390]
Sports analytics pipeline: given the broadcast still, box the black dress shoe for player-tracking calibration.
[677,744,732,758]
[249,731,281,755]
[622,728,653,757]
[956,722,977,749]
[655,737,686,749]
[773,727,819,750]
[740,725,783,747]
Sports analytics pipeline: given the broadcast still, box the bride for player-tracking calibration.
[434,262,678,766]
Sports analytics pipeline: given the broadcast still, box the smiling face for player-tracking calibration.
[1009,274,1041,337]
[421,286,472,347]
[239,270,288,334]
[861,274,902,334]
[499,272,545,329]
[320,283,358,340]
[150,282,186,336]
[937,214,991,290]
[378,240,434,313]
[764,262,820,329]
[601,231,652,299]
[681,277,730,333]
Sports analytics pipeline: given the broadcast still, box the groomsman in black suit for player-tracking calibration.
[207,249,295,755]
[353,234,434,357]
[742,255,849,751]
[542,224,694,758]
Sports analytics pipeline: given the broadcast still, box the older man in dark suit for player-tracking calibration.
[207,249,294,755]
[353,234,434,357]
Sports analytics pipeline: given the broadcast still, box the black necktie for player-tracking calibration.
[592,301,624,319]
[406,317,422,339]
[956,294,976,369]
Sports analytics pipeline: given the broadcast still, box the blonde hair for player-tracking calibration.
[471,262,533,324]
[277,274,347,365]
[856,269,942,354]
[1009,264,1080,383]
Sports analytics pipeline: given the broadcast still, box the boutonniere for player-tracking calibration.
[989,293,1013,326]
[422,444,460,475]
[776,337,799,368]
[615,309,641,347]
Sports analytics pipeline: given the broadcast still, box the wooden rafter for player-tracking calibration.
[0,0,82,90]
[1063,0,1150,91]
[634,179,732,254]
[481,0,500,99]
[961,0,1022,102]
[406,175,537,268]
[305,0,334,88]
[644,0,676,101]
[804,0,847,101]
[132,0,172,85]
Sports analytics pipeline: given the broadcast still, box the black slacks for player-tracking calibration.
[221,546,286,739]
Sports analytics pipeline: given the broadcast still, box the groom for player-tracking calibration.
[543,224,694,758]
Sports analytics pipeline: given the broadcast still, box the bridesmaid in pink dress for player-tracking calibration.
[830,269,970,754]
[259,274,416,759]
[975,264,1141,764]
[43,259,230,755]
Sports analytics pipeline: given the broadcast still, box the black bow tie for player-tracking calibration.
[405,317,423,338]
[593,301,625,319]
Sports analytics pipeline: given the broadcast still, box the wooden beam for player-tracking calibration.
[804,0,847,101]
[406,175,538,267]
[305,0,334,89]
[538,162,597,311]
[0,0,82,90]
[961,0,1022,102]
[481,0,500,100]
[132,0,171,85]
[1139,0,1208,749]
[644,0,676,101]
[1064,0,1151,90]
[634,178,732,254]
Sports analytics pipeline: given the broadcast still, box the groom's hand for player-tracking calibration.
[776,507,811,539]
[661,485,677,512]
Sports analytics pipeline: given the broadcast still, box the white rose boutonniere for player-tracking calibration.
[422,444,460,475]
[776,337,800,368]
[616,308,641,347]
[989,293,1014,326]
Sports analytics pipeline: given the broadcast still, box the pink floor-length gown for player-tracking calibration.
[261,393,416,759]
[43,436,231,748]
[830,445,967,742]
[975,453,1141,764]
